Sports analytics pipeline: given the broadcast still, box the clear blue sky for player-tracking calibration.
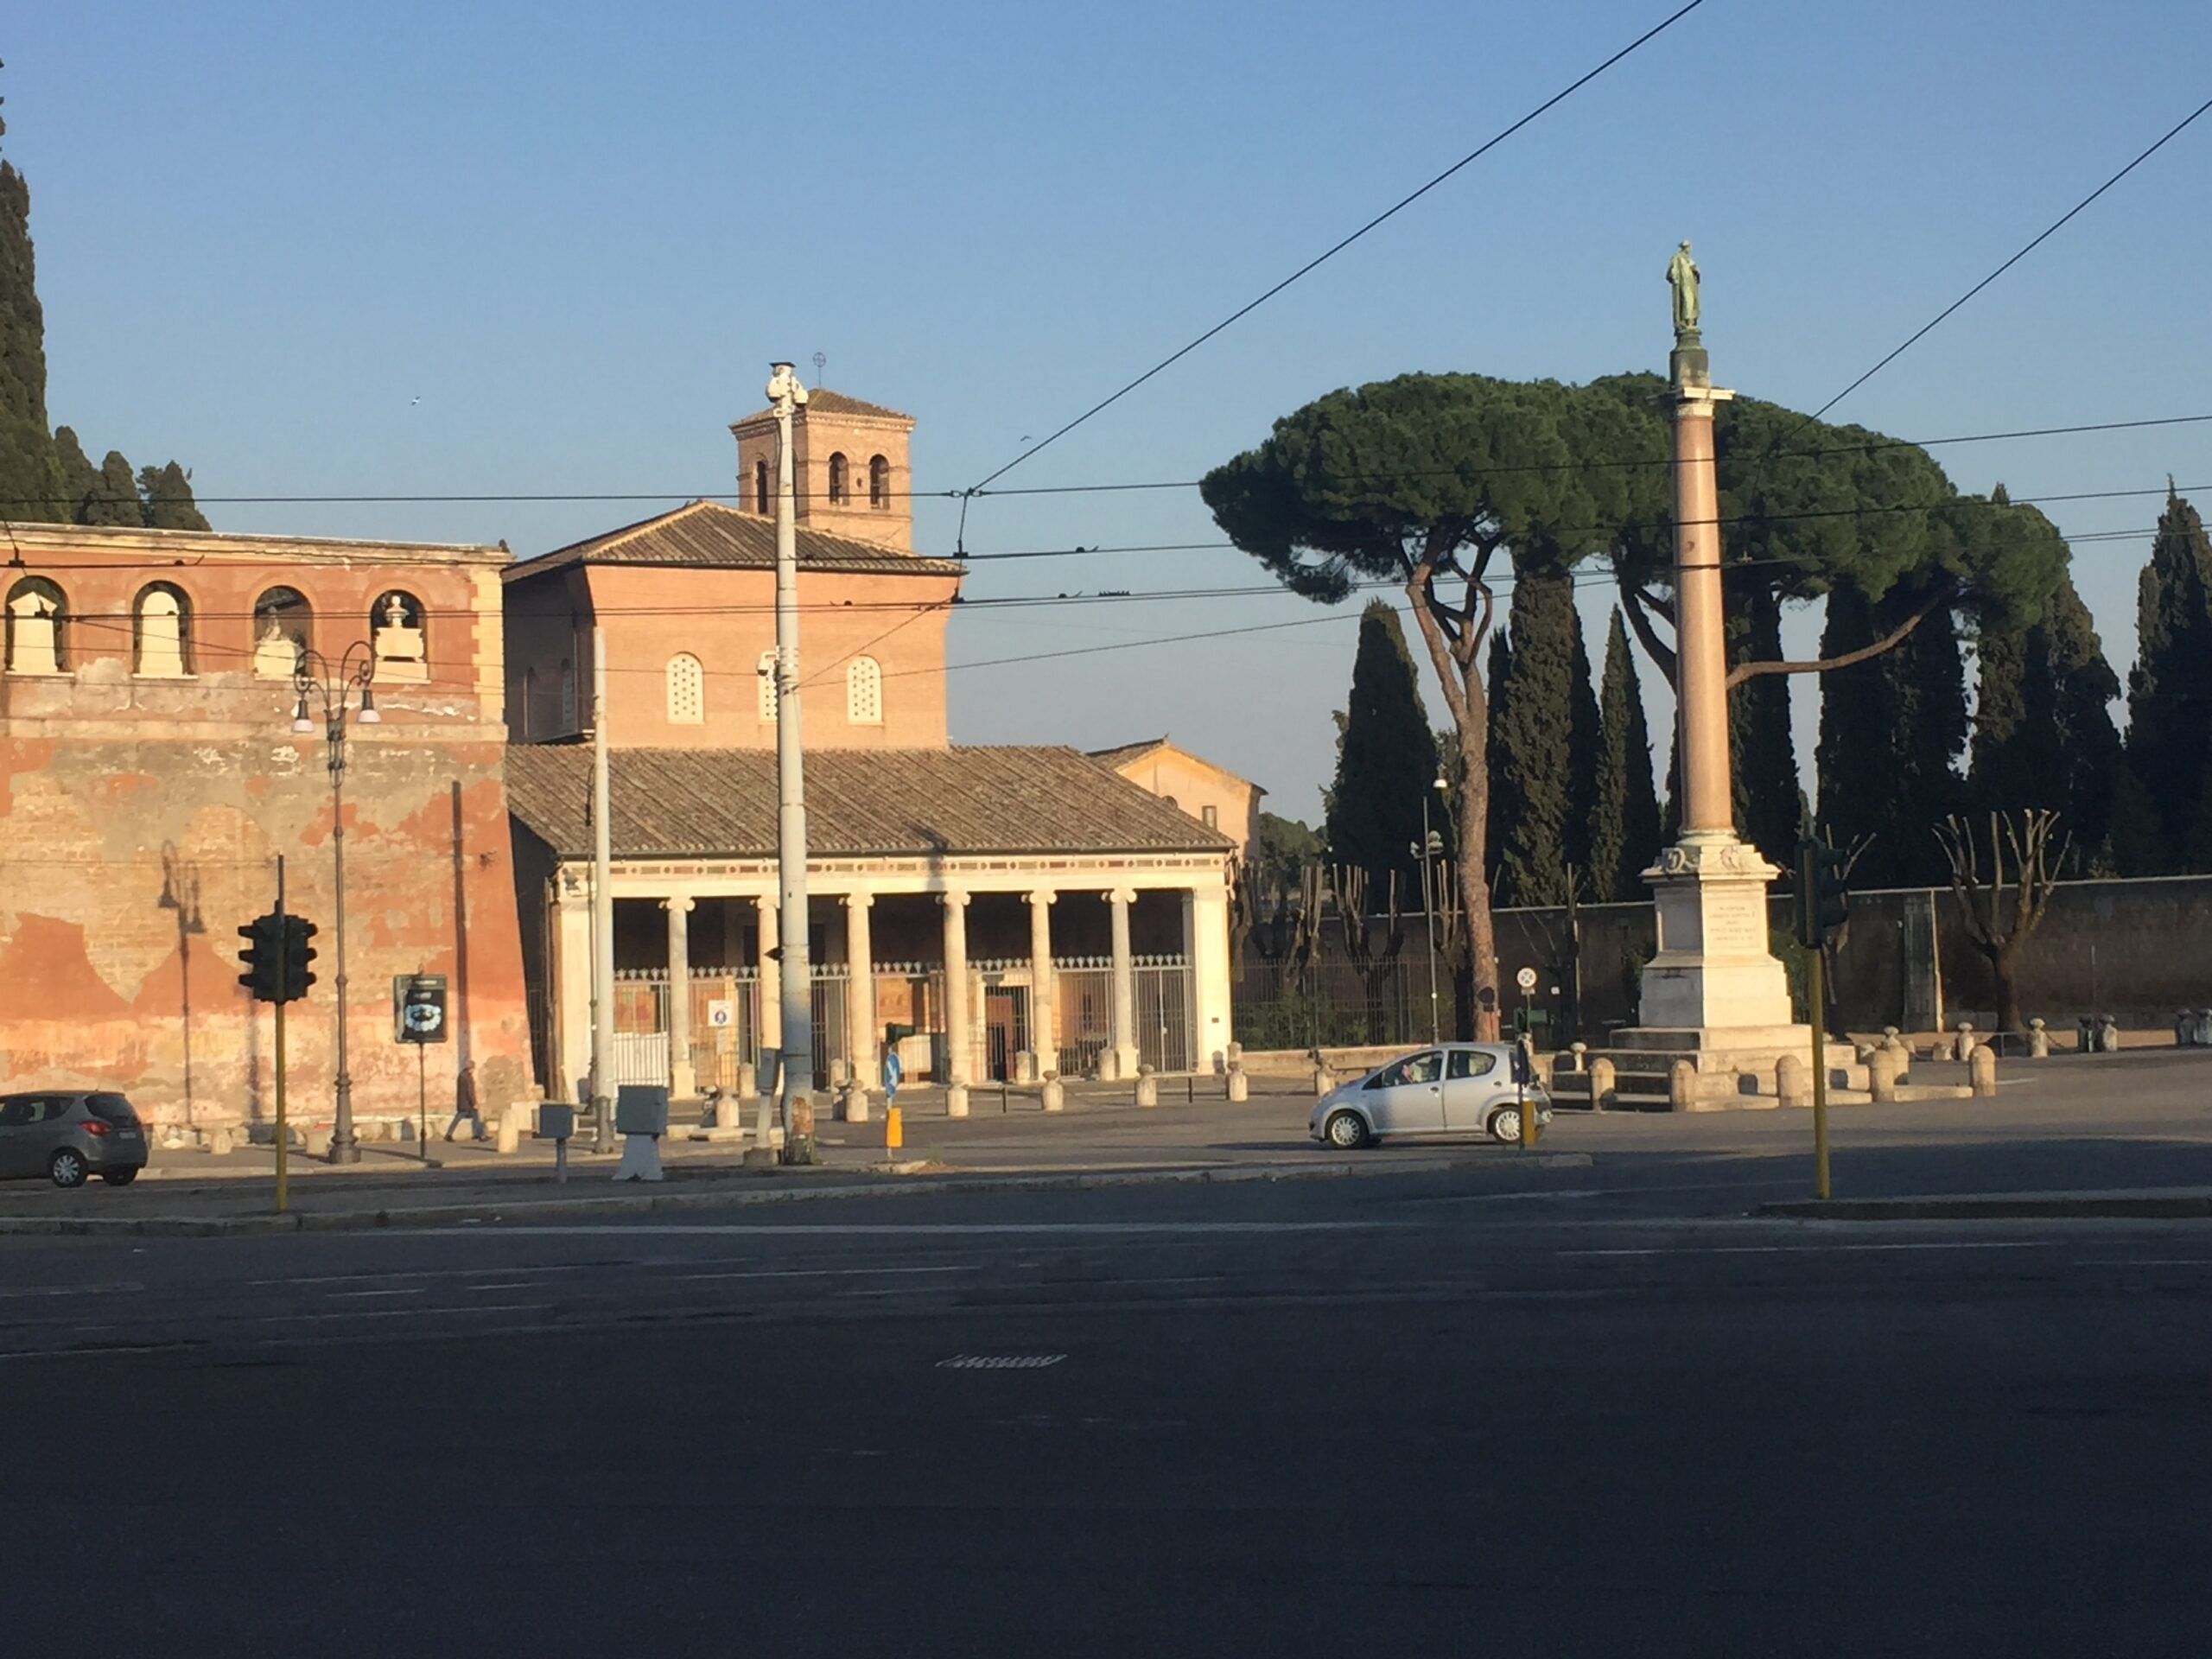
[10,1,2211,821]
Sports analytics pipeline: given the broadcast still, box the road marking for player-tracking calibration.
[0,1282,143,1300]
[329,1287,424,1299]
[480,1222,1401,1237]
[1561,1240,2048,1256]
[939,1353,1066,1370]
[244,1303,554,1324]
[671,1264,975,1283]
[1423,1188,1600,1205]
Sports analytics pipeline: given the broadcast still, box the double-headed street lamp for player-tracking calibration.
[291,645,380,1165]
[1411,773,1451,1045]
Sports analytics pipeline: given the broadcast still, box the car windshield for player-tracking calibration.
[86,1094,137,1122]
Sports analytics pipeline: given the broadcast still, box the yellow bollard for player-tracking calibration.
[885,1103,904,1155]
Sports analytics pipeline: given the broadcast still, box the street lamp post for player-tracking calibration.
[292,645,381,1165]
[1411,774,1450,1045]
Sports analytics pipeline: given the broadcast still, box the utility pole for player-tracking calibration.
[590,626,616,1154]
[767,360,819,1164]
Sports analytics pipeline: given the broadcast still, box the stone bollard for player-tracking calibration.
[828,1057,848,1091]
[1954,1022,1978,1062]
[307,1129,333,1160]
[496,1112,522,1154]
[1776,1052,1810,1110]
[714,1092,746,1131]
[842,1084,870,1124]
[1135,1067,1159,1109]
[2027,1018,2050,1060]
[2076,1015,2096,1053]
[1014,1049,1039,1084]
[1588,1056,1616,1112]
[946,1083,969,1119]
[2096,1015,2120,1053]
[1567,1041,1588,1075]
[1225,1041,1243,1073]
[2196,1010,2212,1047]
[210,1125,235,1158]
[2176,1010,2195,1048]
[1869,1047,1900,1103]
[736,1062,758,1100]
[1969,1044,1999,1097]
[1226,1068,1249,1103]
[1313,1065,1335,1097]
[1669,1058,1698,1113]
[1041,1078,1065,1114]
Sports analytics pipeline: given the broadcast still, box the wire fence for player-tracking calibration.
[1232,957,1429,1052]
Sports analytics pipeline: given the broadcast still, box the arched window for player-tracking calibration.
[666,652,705,724]
[846,655,882,725]
[133,582,192,677]
[4,577,67,676]
[754,459,771,514]
[756,650,779,722]
[251,587,312,678]
[371,589,428,680]
[828,451,849,505]
[868,454,890,508]
[558,658,576,732]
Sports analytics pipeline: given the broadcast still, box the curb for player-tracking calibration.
[1758,1192,2212,1222]
[0,1151,1596,1237]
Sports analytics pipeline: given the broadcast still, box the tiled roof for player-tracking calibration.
[505,746,1236,860]
[1088,737,1170,768]
[505,500,963,582]
[730,387,913,426]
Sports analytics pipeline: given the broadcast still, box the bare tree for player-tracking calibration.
[1933,810,2069,1033]
[1330,865,1408,1045]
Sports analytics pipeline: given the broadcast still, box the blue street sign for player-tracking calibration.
[883,1050,903,1100]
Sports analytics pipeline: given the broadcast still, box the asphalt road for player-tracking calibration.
[5,1170,2209,1656]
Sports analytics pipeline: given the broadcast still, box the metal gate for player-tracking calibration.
[1053,959,1113,1077]
[1135,957,1192,1074]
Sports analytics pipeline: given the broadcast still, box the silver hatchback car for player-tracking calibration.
[1309,1044,1553,1148]
[0,1091,149,1187]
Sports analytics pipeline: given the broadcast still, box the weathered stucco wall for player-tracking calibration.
[0,524,531,1131]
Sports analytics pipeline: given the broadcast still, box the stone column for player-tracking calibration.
[1025,889,1057,1078]
[553,879,594,1104]
[754,893,782,1054]
[844,893,877,1090]
[1669,352,1734,838]
[1106,887,1139,1081]
[940,890,972,1088]
[663,896,696,1099]
[1186,881,1233,1074]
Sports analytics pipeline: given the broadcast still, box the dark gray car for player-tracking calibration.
[0,1091,149,1187]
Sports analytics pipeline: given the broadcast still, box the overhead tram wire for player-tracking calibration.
[1789,92,2212,435]
[2,410,2207,533]
[956,0,1710,499]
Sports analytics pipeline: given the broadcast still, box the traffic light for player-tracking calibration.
[238,912,315,1003]
[238,913,283,1001]
[282,915,318,1001]
[1795,837,1851,949]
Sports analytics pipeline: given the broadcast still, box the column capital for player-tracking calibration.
[660,895,696,915]
[1103,886,1138,906]
[939,889,970,909]
[1025,889,1058,907]
[842,890,875,911]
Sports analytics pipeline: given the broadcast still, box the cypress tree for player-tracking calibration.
[1728,583,1800,868]
[0,95,63,524]
[2125,487,2212,870]
[1322,600,1439,890]
[1592,609,1663,901]
[53,425,99,521]
[1484,627,1517,898]
[84,449,143,528]
[1565,599,1603,880]
[138,460,210,531]
[1491,564,1580,907]
[2043,574,2120,862]
[1885,584,1969,886]
[1815,586,1890,870]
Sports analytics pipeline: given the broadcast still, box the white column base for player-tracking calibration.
[1639,832,1794,1032]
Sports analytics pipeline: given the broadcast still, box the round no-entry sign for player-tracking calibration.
[1515,967,1539,993]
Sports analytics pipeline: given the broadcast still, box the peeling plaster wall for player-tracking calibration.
[0,525,531,1131]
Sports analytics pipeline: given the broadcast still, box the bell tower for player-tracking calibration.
[732,387,917,551]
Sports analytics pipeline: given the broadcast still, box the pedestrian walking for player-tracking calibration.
[445,1060,486,1141]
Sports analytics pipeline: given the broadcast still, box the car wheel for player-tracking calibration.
[48,1148,88,1189]
[1487,1106,1522,1146]
[1324,1110,1371,1150]
[100,1168,139,1187]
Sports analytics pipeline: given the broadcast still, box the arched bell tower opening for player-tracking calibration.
[731,386,917,552]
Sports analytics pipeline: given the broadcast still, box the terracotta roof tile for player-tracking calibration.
[505,500,961,581]
[505,746,1236,859]
[730,387,914,426]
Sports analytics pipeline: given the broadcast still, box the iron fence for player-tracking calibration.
[1232,957,1426,1051]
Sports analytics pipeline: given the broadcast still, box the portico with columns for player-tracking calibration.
[510,745,1237,1109]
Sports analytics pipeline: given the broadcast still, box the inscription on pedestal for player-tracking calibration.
[1702,889,1767,956]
